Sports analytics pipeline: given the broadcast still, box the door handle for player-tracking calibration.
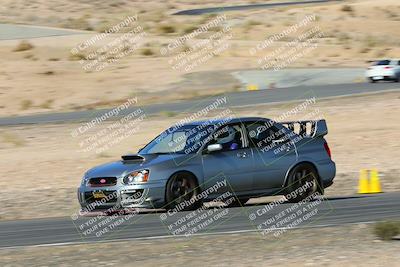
[237,151,247,158]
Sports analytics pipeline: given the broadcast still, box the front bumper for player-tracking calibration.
[78,180,166,211]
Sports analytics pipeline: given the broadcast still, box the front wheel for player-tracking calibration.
[285,164,323,203]
[165,173,202,211]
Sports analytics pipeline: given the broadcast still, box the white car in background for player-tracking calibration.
[366,59,400,83]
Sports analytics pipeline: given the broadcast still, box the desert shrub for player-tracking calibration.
[13,41,34,52]
[24,54,34,59]
[141,48,154,56]
[247,20,262,26]
[69,53,86,61]
[161,111,177,117]
[1,132,26,147]
[337,32,351,44]
[158,25,176,34]
[364,35,378,47]
[63,16,93,31]
[374,221,400,241]
[359,47,371,54]
[200,14,217,24]
[20,99,33,110]
[182,25,198,34]
[109,0,125,8]
[41,71,55,75]
[341,5,353,12]
[39,99,54,109]
[374,49,387,58]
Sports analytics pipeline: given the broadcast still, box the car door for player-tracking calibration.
[201,123,254,195]
[244,120,297,191]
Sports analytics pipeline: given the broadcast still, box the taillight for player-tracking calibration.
[323,142,331,158]
[384,66,392,69]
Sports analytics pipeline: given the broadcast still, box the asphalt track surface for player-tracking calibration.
[0,24,87,40]
[174,0,336,15]
[0,192,399,248]
[1,82,399,126]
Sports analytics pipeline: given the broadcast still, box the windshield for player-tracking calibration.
[139,124,215,154]
[374,60,391,66]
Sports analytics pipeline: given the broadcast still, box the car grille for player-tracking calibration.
[88,177,117,187]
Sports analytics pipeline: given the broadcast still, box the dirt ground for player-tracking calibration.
[1,0,400,116]
[1,223,400,266]
[0,90,399,221]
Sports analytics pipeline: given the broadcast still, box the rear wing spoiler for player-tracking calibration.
[280,119,328,138]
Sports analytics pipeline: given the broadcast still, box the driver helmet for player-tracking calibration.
[217,127,236,144]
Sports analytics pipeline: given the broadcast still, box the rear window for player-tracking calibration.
[374,60,391,66]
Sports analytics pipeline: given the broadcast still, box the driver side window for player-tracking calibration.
[245,121,288,148]
[209,124,245,151]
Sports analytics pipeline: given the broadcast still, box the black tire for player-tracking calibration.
[285,163,323,203]
[369,78,376,83]
[227,197,250,207]
[165,173,202,211]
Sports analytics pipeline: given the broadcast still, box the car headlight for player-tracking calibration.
[123,170,149,184]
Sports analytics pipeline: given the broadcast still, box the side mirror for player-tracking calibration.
[206,143,223,153]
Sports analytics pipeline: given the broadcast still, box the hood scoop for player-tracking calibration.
[121,154,145,162]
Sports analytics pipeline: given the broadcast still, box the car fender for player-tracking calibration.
[166,168,203,185]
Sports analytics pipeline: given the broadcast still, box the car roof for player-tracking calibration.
[373,59,400,62]
[184,117,269,126]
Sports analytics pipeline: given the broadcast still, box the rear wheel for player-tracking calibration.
[285,163,322,203]
[369,78,376,83]
[165,173,202,211]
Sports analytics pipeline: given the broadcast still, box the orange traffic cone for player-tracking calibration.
[369,169,382,193]
[247,84,259,91]
[358,169,369,194]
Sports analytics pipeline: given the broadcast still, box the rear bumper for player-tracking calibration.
[368,75,397,81]
[366,71,397,80]
[315,159,336,189]
[322,180,334,189]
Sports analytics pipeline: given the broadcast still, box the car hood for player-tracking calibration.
[86,153,189,178]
